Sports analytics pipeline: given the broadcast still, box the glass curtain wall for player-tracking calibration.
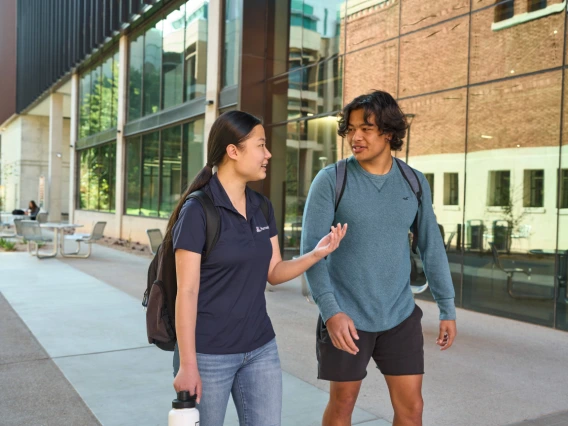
[266,0,568,329]
[125,118,205,217]
[128,0,209,122]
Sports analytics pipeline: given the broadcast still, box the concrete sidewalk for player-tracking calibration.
[0,250,386,426]
[1,245,568,425]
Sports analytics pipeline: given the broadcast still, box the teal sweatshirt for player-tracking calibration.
[301,156,456,332]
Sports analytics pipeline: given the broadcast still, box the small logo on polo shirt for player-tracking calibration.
[256,226,270,233]
[403,197,409,200]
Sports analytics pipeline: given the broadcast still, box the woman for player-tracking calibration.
[167,111,347,426]
[27,200,40,220]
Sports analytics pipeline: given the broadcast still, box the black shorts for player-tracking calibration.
[316,305,424,381]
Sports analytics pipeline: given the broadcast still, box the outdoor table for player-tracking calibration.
[39,223,83,258]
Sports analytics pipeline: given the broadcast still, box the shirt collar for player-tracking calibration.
[208,174,261,218]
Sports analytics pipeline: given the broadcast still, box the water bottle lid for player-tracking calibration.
[172,391,197,409]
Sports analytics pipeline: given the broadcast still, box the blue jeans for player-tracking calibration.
[173,338,282,426]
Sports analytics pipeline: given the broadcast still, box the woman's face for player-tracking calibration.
[234,125,272,181]
[29,202,33,209]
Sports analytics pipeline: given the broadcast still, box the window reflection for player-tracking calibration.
[77,142,116,212]
[125,118,205,218]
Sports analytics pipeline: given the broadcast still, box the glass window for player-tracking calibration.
[129,34,144,121]
[560,169,568,209]
[444,173,459,205]
[141,131,160,216]
[126,137,142,215]
[425,173,435,204]
[162,5,186,110]
[494,0,514,22]
[144,22,163,116]
[77,142,116,212]
[101,57,113,131]
[160,126,183,218]
[78,49,119,139]
[488,171,511,207]
[185,0,208,100]
[223,0,242,87]
[182,118,205,190]
[125,119,205,217]
[269,116,339,259]
[523,169,544,207]
[79,73,91,139]
[527,0,546,12]
[89,65,102,135]
[111,51,119,129]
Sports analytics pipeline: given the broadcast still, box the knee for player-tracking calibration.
[328,392,358,418]
[394,397,423,424]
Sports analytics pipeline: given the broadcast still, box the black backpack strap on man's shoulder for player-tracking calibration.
[187,190,220,261]
[335,158,348,211]
[394,157,423,254]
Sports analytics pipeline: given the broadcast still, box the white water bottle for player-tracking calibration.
[168,391,199,426]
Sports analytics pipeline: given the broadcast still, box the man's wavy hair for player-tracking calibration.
[337,90,408,151]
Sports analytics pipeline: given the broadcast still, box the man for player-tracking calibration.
[301,90,457,426]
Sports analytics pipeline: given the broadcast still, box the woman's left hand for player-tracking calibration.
[313,223,348,260]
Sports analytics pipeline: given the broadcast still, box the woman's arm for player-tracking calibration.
[267,224,347,285]
[173,249,203,402]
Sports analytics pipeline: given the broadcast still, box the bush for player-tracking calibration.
[0,238,16,252]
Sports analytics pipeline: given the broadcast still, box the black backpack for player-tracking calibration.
[334,157,423,253]
[143,189,269,351]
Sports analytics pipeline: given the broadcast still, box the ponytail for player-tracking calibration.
[162,164,213,249]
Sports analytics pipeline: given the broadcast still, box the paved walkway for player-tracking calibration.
[1,245,568,425]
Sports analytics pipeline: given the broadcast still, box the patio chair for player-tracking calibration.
[36,212,48,223]
[146,228,163,255]
[489,243,550,300]
[60,221,106,258]
[20,220,53,259]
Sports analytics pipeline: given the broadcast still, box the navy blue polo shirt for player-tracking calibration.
[172,174,278,355]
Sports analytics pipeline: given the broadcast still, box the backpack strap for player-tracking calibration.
[187,190,220,261]
[394,158,423,254]
[335,158,348,211]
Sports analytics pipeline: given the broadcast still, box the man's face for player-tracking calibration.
[346,108,391,163]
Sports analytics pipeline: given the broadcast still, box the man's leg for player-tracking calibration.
[374,306,425,426]
[323,380,362,426]
[384,374,423,426]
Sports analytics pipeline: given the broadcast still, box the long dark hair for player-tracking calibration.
[163,110,262,248]
[29,200,38,210]
[337,90,408,151]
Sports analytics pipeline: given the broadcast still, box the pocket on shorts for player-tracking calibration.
[316,316,330,343]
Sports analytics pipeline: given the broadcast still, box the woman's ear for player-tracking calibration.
[226,144,239,160]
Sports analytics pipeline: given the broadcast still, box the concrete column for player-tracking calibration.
[203,0,223,165]
[68,74,79,224]
[115,35,128,238]
[47,93,64,222]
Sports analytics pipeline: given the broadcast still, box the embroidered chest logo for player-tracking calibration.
[403,197,409,200]
[256,226,270,233]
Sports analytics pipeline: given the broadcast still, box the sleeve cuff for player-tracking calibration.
[437,298,456,321]
[315,292,342,324]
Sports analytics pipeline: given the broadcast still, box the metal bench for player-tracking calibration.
[20,220,53,259]
[146,228,163,255]
[60,221,106,258]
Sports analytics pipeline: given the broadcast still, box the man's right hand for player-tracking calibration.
[173,364,202,404]
[326,313,360,355]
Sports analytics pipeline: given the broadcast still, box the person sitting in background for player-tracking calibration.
[27,201,40,220]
